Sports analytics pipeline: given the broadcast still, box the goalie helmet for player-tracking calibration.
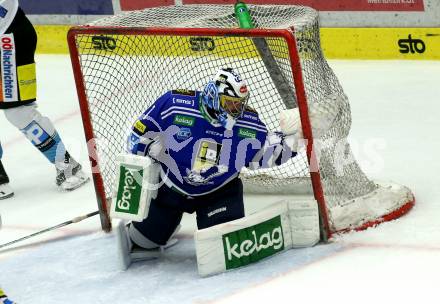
[201,68,249,129]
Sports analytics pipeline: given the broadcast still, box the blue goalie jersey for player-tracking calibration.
[127,89,296,196]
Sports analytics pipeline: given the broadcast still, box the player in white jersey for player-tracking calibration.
[0,0,89,199]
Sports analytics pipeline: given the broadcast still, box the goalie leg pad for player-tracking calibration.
[116,220,133,270]
[195,199,319,277]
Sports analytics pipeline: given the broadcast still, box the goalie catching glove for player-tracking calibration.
[279,93,343,140]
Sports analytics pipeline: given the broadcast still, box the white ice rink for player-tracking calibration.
[0,55,439,304]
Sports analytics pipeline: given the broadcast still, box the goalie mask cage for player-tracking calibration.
[67,4,414,238]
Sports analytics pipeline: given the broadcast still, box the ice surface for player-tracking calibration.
[0,56,439,304]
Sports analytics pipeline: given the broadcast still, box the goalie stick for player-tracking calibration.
[0,211,99,250]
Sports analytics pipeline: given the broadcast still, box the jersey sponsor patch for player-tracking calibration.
[193,140,222,171]
[171,89,196,97]
[0,34,18,102]
[238,127,257,139]
[18,63,37,101]
[242,113,259,121]
[173,114,195,127]
[172,97,194,106]
[177,127,192,141]
[205,130,224,137]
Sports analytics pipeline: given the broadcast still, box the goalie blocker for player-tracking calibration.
[111,154,160,222]
[195,199,319,277]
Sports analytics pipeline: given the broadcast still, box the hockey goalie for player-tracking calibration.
[113,68,321,276]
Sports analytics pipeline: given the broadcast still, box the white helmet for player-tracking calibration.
[213,68,249,103]
[201,68,249,128]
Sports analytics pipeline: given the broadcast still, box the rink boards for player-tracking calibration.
[36,25,440,60]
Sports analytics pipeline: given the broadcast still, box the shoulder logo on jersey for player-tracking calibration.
[134,120,147,133]
[193,140,222,171]
[171,89,196,97]
[177,127,192,141]
[238,128,257,139]
[174,114,195,127]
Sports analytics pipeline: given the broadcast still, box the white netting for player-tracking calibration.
[70,4,413,232]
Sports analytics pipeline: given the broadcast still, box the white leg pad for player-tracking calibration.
[289,199,320,248]
[195,199,319,277]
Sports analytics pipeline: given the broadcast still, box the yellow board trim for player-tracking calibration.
[321,28,440,60]
[35,25,440,60]
[35,25,71,54]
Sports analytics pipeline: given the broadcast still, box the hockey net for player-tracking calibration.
[68,4,414,236]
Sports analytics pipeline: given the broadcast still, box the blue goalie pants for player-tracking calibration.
[132,178,245,245]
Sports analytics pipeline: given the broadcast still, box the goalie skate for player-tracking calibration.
[115,220,179,270]
[55,152,90,191]
[0,160,13,200]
